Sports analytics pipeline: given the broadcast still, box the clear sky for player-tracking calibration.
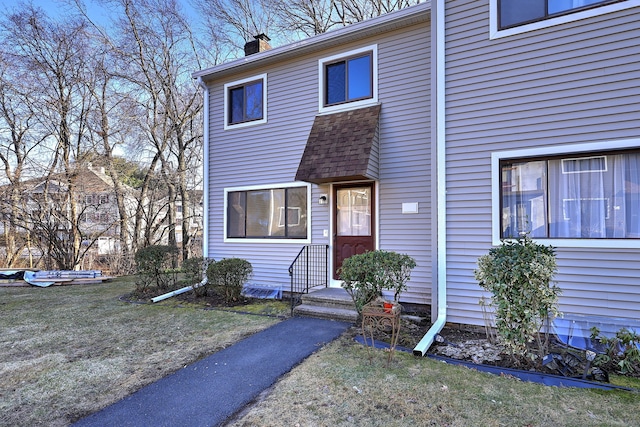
[0,0,199,28]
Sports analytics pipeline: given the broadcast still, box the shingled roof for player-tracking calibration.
[295,104,381,184]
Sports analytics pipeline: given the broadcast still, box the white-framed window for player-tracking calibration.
[490,0,639,39]
[318,45,378,114]
[492,138,640,248]
[223,73,267,130]
[224,182,311,243]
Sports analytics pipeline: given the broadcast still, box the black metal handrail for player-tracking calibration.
[289,244,329,313]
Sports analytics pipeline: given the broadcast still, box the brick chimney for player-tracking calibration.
[244,34,271,56]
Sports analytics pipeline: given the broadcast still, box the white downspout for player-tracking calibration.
[413,0,447,356]
[197,76,210,262]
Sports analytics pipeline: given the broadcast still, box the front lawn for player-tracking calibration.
[2,277,638,427]
[229,335,640,427]
[0,277,280,426]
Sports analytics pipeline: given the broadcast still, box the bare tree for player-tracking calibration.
[0,52,45,267]
[272,0,340,37]
[1,6,97,269]
[100,0,206,261]
[193,0,279,50]
[196,0,421,53]
[337,0,421,23]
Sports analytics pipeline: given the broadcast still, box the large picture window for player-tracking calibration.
[500,150,640,240]
[227,185,308,239]
[223,74,267,129]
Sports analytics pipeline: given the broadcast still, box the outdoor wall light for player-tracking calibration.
[318,195,328,205]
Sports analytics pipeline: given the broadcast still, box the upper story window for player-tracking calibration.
[223,74,267,130]
[493,140,640,248]
[319,45,378,113]
[225,183,310,242]
[491,0,638,38]
[500,0,625,29]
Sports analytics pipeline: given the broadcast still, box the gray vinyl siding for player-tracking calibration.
[378,24,432,304]
[205,20,432,303]
[444,0,640,326]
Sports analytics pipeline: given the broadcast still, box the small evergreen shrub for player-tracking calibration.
[134,245,179,293]
[207,258,252,304]
[475,234,560,360]
[591,327,640,377]
[339,250,416,314]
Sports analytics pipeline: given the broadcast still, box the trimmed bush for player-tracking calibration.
[182,256,214,297]
[134,245,179,293]
[207,258,252,304]
[339,250,416,314]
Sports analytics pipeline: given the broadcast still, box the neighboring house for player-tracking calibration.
[0,163,136,263]
[194,0,640,351]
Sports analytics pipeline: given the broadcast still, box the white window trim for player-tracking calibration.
[491,138,640,248]
[223,73,268,130]
[490,0,640,39]
[224,182,311,244]
[318,45,378,114]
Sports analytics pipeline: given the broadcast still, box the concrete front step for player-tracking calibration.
[294,287,358,322]
[294,303,358,323]
[300,287,355,309]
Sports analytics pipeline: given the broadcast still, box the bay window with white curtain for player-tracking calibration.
[500,150,640,240]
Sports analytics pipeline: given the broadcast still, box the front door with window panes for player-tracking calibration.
[333,183,375,279]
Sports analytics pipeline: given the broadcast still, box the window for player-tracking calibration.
[226,184,309,240]
[499,150,640,241]
[99,194,109,204]
[94,212,109,223]
[490,0,638,38]
[223,74,267,129]
[499,0,624,29]
[85,195,94,204]
[319,45,378,113]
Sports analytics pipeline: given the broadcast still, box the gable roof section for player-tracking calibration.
[192,2,430,82]
[295,104,381,184]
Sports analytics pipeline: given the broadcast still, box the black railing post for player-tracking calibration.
[289,244,330,316]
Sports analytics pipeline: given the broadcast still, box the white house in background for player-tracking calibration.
[194,0,640,352]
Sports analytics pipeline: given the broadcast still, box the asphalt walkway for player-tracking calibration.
[73,317,351,427]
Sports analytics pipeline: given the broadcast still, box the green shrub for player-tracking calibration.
[474,234,560,360]
[182,256,213,297]
[339,250,416,314]
[207,258,252,304]
[134,245,179,293]
[591,327,640,377]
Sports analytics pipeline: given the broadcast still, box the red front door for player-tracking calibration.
[334,183,375,279]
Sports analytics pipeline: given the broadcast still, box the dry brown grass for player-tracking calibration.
[229,333,640,427]
[3,279,638,427]
[0,277,279,426]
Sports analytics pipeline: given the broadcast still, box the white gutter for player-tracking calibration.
[413,0,446,356]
